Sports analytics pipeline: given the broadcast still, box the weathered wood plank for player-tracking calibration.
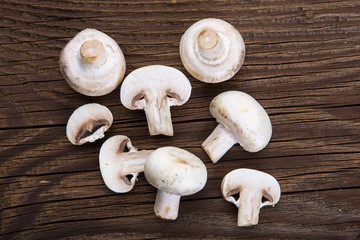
[1,189,359,239]
[0,0,359,239]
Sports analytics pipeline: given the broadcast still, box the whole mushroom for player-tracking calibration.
[66,103,113,145]
[144,147,207,220]
[180,18,245,83]
[202,91,272,163]
[99,135,153,193]
[221,168,281,226]
[60,28,126,96]
[120,65,192,136]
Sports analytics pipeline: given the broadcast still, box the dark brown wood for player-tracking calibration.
[1,0,359,239]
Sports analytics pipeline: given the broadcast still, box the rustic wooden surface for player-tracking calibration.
[1,0,360,239]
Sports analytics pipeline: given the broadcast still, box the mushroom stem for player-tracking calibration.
[237,190,262,226]
[144,101,173,136]
[80,39,107,67]
[196,32,229,65]
[202,123,237,163]
[198,29,218,50]
[124,150,154,173]
[154,190,181,220]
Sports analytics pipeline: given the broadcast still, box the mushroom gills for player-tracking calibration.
[76,119,109,143]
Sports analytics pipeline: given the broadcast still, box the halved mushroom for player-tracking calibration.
[66,103,113,145]
[60,28,126,96]
[221,168,281,226]
[202,91,272,163]
[99,135,153,193]
[144,147,207,220]
[180,18,245,83]
[120,65,192,136]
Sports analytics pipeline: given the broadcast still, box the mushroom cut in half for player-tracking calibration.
[99,135,153,193]
[144,147,207,220]
[202,91,272,163]
[66,103,113,145]
[221,169,281,226]
[120,65,192,136]
[60,28,126,96]
[180,18,245,83]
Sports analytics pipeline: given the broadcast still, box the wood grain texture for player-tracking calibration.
[1,0,359,239]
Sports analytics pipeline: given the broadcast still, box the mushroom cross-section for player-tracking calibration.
[66,103,113,145]
[144,147,207,220]
[60,28,126,96]
[120,65,192,136]
[180,18,245,83]
[202,91,272,163]
[99,135,153,193]
[221,168,281,226]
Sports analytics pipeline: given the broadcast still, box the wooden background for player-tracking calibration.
[1,0,359,239]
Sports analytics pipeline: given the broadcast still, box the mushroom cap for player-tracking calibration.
[120,65,191,110]
[60,28,126,96]
[180,18,245,83]
[221,168,281,207]
[144,147,207,196]
[99,135,139,193]
[66,103,113,145]
[210,91,272,152]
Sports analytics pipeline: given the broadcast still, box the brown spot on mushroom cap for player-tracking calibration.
[169,151,201,169]
[75,119,109,144]
[176,159,188,165]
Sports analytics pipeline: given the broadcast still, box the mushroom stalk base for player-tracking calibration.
[201,124,237,163]
[145,103,173,136]
[80,40,107,67]
[154,190,181,220]
[237,191,262,226]
[125,150,154,174]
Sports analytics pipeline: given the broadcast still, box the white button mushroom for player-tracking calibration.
[144,147,207,220]
[221,168,281,226]
[180,18,245,83]
[202,91,272,163]
[66,103,113,145]
[99,135,153,193]
[120,65,192,136]
[60,28,126,96]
